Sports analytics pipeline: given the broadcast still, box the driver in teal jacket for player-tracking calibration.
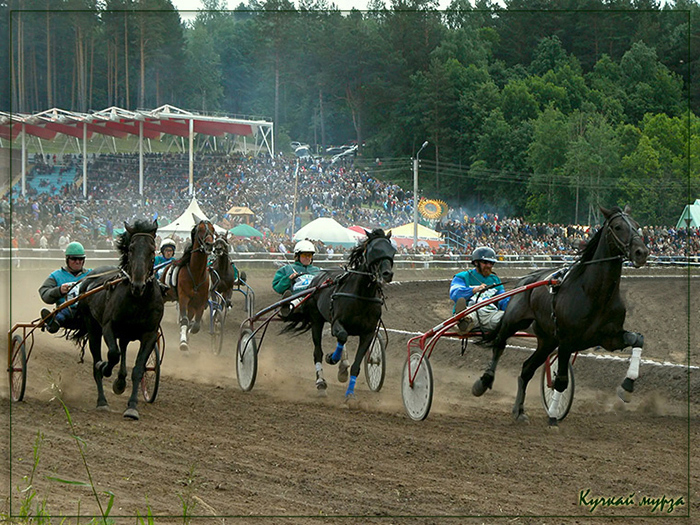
[449,246,510,334]
[39,241,93,333]
[273,239,321,318]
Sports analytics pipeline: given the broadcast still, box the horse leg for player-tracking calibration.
[96,324,121,379]
[617,331,644,402]
[512,341,556,423]
[311,321,327,394]
[472,342,506,397]
[124,333,158,420]
[178,297,190,351]
[112,338,130,395]
[545,348,574,428]
[88,329,110,410]
[344,332,373,406]
[326,320,350,383]
[473,316,531,397]
[190,302,205,334]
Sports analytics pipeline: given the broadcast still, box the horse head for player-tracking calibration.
[191,215,216,255]
[122,219,158,297]
[362,229,396,283]
[212,234,229,258]
[601,205,649,268]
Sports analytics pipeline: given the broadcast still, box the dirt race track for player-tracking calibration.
[1,266,699,524]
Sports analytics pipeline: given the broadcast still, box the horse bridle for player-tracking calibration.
[603,211,643,262]
[332,236,395,304]
[193,221,215,254]
[121,232,157,284]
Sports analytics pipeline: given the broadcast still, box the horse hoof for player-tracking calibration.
[471,379,486,397]
[180,341,189,352]
[112,377,126,395]
[316,378,327,391]
[512,412,529,424]
[96,404,110,412]
[548,417,560,429]
[338,360,350,383]
[324,353,338,365]
[617,385,632,403]
[123,408,140,420]
[344,393,359,409]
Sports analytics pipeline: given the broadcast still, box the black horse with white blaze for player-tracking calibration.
[474,206,649,425]
[283,229,396,402]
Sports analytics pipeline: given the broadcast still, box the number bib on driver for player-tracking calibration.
[292,274,315,292]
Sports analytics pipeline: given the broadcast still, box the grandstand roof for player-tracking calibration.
[0,104,273,146]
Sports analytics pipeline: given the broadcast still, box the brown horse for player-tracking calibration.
[161,216,215,350]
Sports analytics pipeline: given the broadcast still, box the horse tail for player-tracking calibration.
[65,323,90,352]
[279,315,313,335]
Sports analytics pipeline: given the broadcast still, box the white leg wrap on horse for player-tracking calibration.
[315,362,323,372]
[180,325,188,342]
[626,347,642,380]
[548,390,562,419]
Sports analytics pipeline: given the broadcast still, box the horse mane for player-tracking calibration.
[347,228,387,270]
[116,219,157,269]
[568,205,623,276]
[176,224,199,268]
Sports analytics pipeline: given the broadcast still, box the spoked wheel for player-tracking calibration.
[9,335,27,402]
[540,352,575,421]
[210,306,226,355]
[364,331,386,392]
[402,352,433,421]
[141,341,161,403]
[236,328,258,391]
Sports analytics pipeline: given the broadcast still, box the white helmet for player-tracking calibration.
[160,238,176,253]
[294,239,316,255]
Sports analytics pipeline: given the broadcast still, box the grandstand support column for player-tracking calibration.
[139,121,144,195]
[189,118,194,196]
[21,124,26,196]
[82,122,87,199]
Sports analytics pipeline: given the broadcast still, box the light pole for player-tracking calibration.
[413,140,429,249]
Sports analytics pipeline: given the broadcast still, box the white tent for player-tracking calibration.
[676,199,700,229]
[158,197,227,239]
[292,217,359,248]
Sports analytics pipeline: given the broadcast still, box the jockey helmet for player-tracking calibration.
[65,241,85,258]
[294,240,316,255]
[160,238,176,254]
[471,246,497,265]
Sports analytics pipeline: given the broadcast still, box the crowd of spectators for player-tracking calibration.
[3,151,699,261]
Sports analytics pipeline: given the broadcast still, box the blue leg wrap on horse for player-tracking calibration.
[345,376,357,397]
[332,343,344,362]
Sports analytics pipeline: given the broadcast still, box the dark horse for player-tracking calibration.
[473,206,649,425]
[68,219,164,420]
[161,217,215,350]
[283,229,396,402]
[209,233,236,307]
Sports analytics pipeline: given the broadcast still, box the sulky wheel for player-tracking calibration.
[141,341,161,403]
[364,331,386,392]
[210,307,226,356]
[401,352,433,421]
[9,335,27,402]
[540,352,575,421]
[236,328,258,391]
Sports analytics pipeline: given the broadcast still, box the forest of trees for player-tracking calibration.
[2,0,699,226]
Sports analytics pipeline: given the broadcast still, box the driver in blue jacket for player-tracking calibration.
[449,246,510,334]
[39,241,93,333]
